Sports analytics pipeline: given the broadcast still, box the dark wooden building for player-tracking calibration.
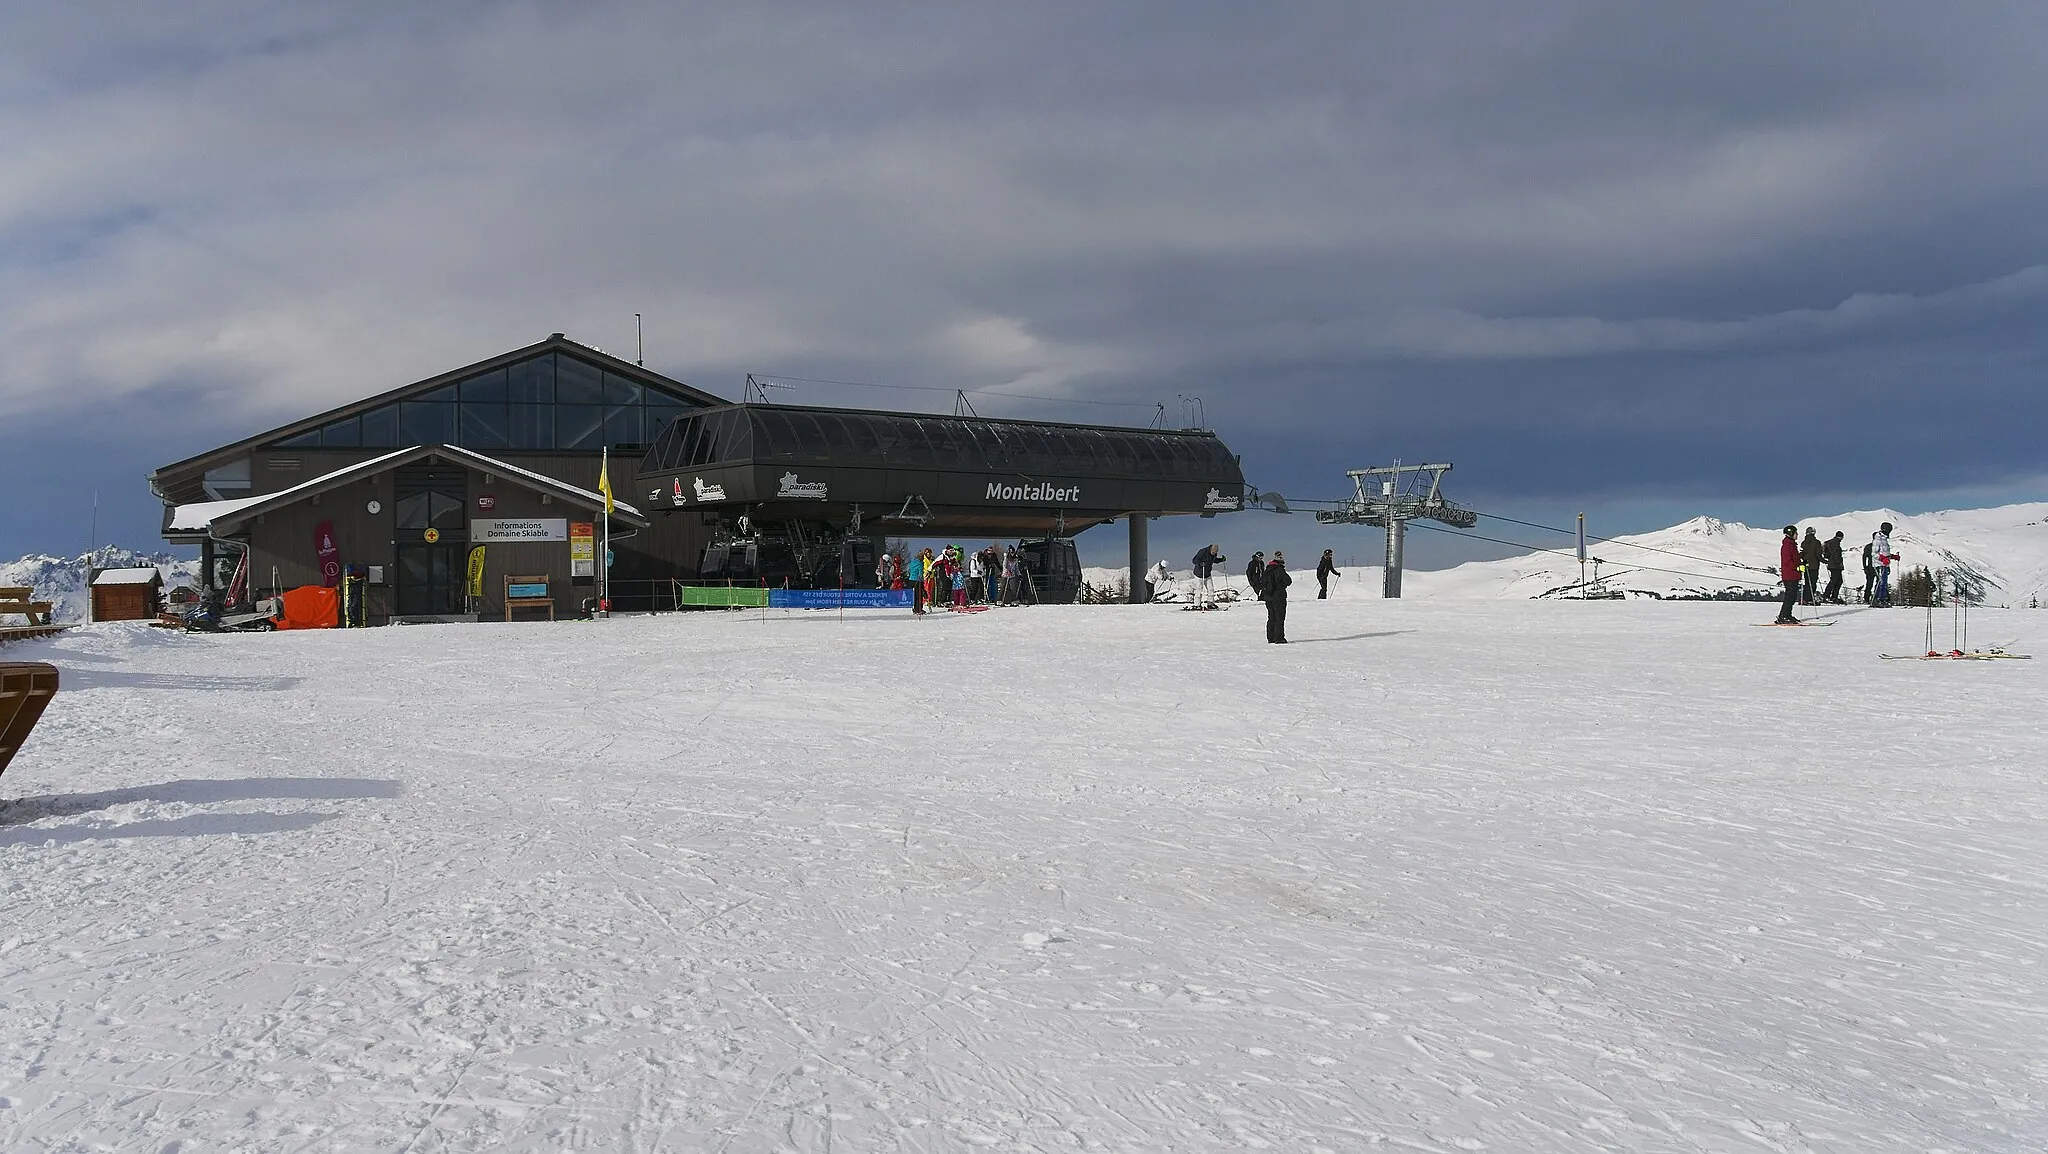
[150,334,723,621]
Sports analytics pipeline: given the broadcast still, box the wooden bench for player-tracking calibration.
[504,575,555,622]
[0,587,54,627]
[0,661,59,778]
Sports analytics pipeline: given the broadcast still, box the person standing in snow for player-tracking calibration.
[1822,532,1845,604]
[1263,551,1292,643]
[908,550,929,615]
[1799,528,1823,605]
[1191,544,1225,609]
[966,548,985,605]
[1871,523,1897,607]
[1316,549,1340,599]
[1003,547,1022,605]
[1245,552,1266,600]
[1774,525,1802,624]
[1860,539,1876,603]
[1145,559,1169,602]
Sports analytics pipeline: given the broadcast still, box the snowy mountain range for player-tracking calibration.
[1107,502,2048,606]
[0,547,200,623]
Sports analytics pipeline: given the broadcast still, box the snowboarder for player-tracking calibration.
[1245,552,1266,600]
[1822,532,1845,604]
[1774,525,1802,624]
[1860,539,1876,603]
[1263,552,1292,643]
[1871,523,1897,607]
[1191,544,1225,609]
[1799,528,1823,605]
[1316,550,1339,599]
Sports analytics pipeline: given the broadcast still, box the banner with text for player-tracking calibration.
[768,588,915,609]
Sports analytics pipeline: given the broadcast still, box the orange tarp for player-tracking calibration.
[275,585,339,630]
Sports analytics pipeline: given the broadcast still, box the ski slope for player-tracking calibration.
[2,600,2045,1152]
[1408,505,2048,603]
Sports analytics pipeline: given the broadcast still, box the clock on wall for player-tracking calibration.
[366,500,382,514]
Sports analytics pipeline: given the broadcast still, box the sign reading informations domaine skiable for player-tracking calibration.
[471,518,568,543]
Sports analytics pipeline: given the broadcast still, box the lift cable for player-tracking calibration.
[1404,520,1780,591]
[1471,510,1782,576]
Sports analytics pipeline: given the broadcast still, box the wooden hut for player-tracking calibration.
[90,567,164,622]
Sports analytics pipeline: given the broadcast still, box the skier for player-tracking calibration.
[1822,531,1845,604]
[1263,551,1292,643]
[1799,528,1823,605]
[1871,522,1897,607]
[1191,544,1225,609]
[1003,547,1023,605]
[908,549,929,615]
[1774,525,1802,624]
[966,548,985,605]
[1316,549,1340,599]
[1245,552,1266,601]
[1860,539,1876,603]
[1145,559,1169,602]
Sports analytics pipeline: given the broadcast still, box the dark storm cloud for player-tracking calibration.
[3,1,2046,556]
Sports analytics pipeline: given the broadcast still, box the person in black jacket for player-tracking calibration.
[1822,531,1845,604]
[1245,552,1265,600]
[1315,550,1339,598]
[1798,528,1823,605]
[1264,552,1292,643]
[1190,544,1225,609]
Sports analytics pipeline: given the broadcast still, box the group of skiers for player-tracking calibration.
[879,544,1024,614]
[1183,544,1345,643]
[1775,521,1898,623]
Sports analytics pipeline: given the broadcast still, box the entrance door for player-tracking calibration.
[395,545,463,615]
[394,465,468,615]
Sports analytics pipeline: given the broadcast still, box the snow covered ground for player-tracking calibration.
[2,599,2045,1152]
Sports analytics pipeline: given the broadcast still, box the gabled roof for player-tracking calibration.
[91,567,165,586]
[150,333,726,489]
[166,445,647,538]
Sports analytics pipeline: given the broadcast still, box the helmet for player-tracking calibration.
[1880,522,1894,533]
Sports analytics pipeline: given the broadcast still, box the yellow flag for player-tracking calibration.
[465,545,486,599]
[597,449,614,514]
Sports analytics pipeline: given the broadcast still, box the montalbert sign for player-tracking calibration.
[985,481,1080,503]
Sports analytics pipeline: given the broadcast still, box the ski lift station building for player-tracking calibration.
[149,333,1247,623]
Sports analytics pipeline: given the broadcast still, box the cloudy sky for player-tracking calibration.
[4,2,2045,567]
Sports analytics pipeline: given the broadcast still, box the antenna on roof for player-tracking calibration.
[744,374,794,404]
[954,390,980,419]
[634,313,643,366]
[1149,403,1167,429]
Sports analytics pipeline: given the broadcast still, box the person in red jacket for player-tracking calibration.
[1774,525,1802,624]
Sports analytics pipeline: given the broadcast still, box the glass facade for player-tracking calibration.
[642,407,1241,481]
[263,353,701,452]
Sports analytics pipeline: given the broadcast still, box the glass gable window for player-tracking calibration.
[263,352,707,453]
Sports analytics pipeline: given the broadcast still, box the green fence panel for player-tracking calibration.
[679,586,769,607]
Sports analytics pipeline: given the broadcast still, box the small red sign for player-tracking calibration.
[477,494,497,511]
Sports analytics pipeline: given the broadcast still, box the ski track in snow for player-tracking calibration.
[1,601,2044,1152]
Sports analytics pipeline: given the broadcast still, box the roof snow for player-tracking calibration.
[90,567,163,586]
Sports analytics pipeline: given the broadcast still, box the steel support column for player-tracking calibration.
[1383,519,1405,599]
[1127,514,1150,603]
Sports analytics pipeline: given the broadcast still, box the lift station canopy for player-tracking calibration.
[635,403,1247,534]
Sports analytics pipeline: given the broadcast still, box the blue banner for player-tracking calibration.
[768,588,914,609]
